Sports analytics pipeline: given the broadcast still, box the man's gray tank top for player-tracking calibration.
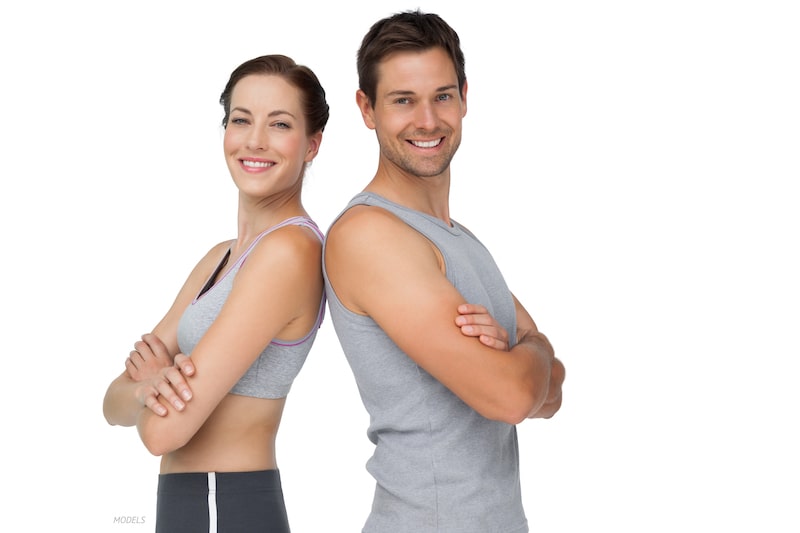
[177,216,325,399]
[323,192,528,533]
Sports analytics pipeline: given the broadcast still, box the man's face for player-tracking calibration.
[358,47,467,180]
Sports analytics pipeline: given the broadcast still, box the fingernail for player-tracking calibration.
[174,400,185,410]
[182,390,192,401]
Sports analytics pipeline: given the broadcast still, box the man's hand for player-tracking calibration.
[455,303,510,351]
[458,301,565,420]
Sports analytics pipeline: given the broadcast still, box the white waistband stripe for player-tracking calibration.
[207,472,217,533]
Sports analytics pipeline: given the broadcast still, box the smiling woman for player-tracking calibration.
[102,54,330,533]
[223,74,321,204]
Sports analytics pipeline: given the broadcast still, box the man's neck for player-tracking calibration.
[365,165,452,224]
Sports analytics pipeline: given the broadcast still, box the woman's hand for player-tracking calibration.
[126,334,195,416]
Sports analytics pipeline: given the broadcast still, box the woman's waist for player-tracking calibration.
[159,396,284,474]
[159,433,278,474]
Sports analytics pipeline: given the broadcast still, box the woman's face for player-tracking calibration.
[223,74,321,201]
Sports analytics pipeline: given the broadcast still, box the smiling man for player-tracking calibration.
[323,10,565,533]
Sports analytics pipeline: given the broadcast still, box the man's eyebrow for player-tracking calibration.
[385,90,415,97]
[436,84,459,92]
[384,85,458,97]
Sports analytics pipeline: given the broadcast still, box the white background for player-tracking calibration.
[1,1,798,531]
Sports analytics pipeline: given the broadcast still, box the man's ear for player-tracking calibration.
[356,89,377,130]
[461,80,468,118]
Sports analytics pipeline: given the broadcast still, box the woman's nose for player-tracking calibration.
[247,127,269,150]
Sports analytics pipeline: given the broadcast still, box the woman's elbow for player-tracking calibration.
[137,417,187,457]
[140,435,170,457]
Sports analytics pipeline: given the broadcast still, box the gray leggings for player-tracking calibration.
[156,470,290,533]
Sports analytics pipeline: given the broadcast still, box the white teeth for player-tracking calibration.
[411,139,442,148]
[242,160,274,168]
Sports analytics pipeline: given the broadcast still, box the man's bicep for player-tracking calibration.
[367,261,467,356]
[355,237,459,335]
[353,230,492,388]
[327,208,467,353]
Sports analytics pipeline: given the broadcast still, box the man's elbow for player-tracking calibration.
[486,386,547,425]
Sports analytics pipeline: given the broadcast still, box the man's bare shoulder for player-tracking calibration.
[328,204,409,243]
[325,204,442,314]
[330,202,443,261]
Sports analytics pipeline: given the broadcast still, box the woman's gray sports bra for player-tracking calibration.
[176,216,325,399]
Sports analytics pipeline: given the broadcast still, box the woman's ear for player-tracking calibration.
[305,131,323,163]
